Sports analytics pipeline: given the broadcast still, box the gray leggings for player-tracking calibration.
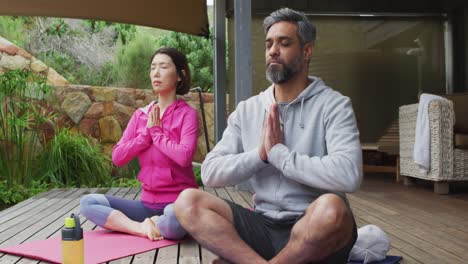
[79,194,186,240]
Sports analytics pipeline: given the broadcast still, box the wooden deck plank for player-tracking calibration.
[9,188,99,264]
[132,250,156,264]
[0,188,87,246]
[351,195,468,260]
[0,189,58,220]
[237,190,254,207]
[353,207,465,264]
[1,179,468,264]
[354,212,440,264]
[0,188,90,263]
[155,243,178,264]
[350,186,468,245]
[213,187,232,202]
[0,189,74,232]
[7,188,120,263]
[179,238,200,264]
[225,187,250,208]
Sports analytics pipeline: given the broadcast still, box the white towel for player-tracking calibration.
[348,225,390,264]
[414,93,449,173]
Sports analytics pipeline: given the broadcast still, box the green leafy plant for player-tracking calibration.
[39,51,115,86]
[84,20,137,44]
[193,165,203,186]
[35,129,112,187]
[0,180,53,205]
[112,33,158,89]
[0,69,53,189]
[44,18,69,37]
[0,16,27,47]
[157,31,224,93]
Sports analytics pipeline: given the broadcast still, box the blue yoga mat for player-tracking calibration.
[347,255,402,264]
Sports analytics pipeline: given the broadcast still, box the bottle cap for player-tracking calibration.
[64,217,75,228]
[62,214,83,240]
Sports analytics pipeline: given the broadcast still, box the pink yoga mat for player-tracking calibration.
[0,230,180,263]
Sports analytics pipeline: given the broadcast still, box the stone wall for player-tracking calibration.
[54,85,216,162]
[0,36,216,163]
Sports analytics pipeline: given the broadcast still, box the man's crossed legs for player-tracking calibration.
[174,189,357,264]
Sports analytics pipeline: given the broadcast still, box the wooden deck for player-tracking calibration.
[1,177,468,264]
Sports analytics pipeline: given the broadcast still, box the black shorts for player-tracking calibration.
[226,200,358,263]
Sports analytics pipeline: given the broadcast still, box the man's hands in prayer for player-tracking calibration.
[259,103,283,162]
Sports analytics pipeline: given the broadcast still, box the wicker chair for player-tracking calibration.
[399,98,468,194]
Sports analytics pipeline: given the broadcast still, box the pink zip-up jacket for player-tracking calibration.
[112,99,199,204]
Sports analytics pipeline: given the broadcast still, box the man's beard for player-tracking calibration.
[266,55,303,84]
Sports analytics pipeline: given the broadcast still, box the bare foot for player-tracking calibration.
[141,217,163,240]
[210,258,232,264]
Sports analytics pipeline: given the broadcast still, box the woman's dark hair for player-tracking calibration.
[150,47,191,95]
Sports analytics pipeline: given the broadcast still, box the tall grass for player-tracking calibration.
[35,129,112,187]
[0,69,53,189]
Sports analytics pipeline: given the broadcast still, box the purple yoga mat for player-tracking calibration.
[0,230,180,263]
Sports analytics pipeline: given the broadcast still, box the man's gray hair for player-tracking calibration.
[263,8,316,46]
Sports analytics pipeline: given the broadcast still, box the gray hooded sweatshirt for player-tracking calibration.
[201,77,362,220]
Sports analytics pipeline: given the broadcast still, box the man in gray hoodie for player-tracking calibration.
[174,7,362,264]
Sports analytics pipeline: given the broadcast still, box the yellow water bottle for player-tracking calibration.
[62,213,84,264]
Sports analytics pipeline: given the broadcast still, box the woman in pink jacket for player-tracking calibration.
[80,47,198,240]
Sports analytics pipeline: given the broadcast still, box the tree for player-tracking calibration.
[157,31,222,93]
[112,33,158,89]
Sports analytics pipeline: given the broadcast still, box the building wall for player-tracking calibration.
[227,15,447,143]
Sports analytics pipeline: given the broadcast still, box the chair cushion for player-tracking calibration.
[443,93,468,134]
[455,133,468,149]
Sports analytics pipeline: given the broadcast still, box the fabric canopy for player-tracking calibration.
[0,0,210,37]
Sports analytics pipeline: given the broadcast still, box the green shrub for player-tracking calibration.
[35,129,112,187]
[110,177,140,188]
[0,69,53,189]
[0,180,53,205]
[0,16,27,47]
[39,51,77,83]
[193,165,203,186]
[84,20,137,45]
[39,51,115,86]
[157,31,221,93]
[112,33,158,89]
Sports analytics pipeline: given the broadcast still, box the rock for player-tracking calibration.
[135,89,146,100]
[79,118,100,138]
[103,102,114,116]
[144,90,156,102]
[99,116,122,143]
[0,54,29,70]
[117,88,136,107]
[30,57,48,73]
[54,113,74,128]
[61,92,91,124]
[102,143,115,157]
[84,103,104,119]
[47,68,69,86]
[113,102,135,130]
[16,48,32,60]
[0,43,18,55]
[135,100,145,108]
[92,87,117,102]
